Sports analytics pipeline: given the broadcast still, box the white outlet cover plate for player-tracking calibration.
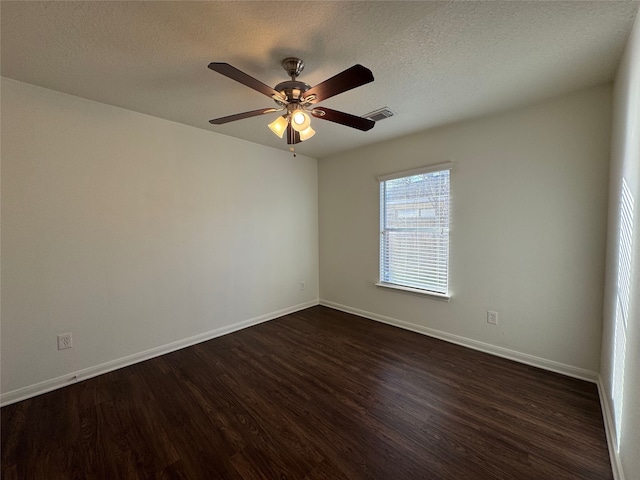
[57,333,73,350]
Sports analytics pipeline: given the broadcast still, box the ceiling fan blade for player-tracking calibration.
[209,108,280,125]
[303,65,374,104]
[286,124,301,144]
[208,62,282,99]
[311,107,375,131]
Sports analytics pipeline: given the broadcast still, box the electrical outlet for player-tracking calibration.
[487,311,498,325]
[300,281,306,291]
[58,332,73,350]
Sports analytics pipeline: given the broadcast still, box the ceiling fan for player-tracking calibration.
[208,57,375,149]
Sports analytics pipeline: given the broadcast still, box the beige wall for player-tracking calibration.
[319,85,611,375]
[601,9,640,480]
[1,78,319,400]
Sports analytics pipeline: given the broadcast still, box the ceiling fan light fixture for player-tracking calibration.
[291,111,311,132]
[268,115,288,138]
[299,126,315,141]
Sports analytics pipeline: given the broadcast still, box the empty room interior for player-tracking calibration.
[2,1,640,479]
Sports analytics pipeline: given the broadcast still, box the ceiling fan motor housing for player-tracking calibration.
[274,57,315,106]
[273,80,311,105]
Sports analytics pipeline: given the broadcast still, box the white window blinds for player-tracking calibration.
[379,163,451,295]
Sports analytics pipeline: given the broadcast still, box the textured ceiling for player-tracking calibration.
[2,1,639,159]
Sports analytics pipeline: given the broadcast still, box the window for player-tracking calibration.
[612,178,634,450]
[378,162,452,298]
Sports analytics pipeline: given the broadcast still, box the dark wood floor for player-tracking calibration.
[2,306,612,479]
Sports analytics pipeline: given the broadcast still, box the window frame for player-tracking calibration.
[376,162,453,301]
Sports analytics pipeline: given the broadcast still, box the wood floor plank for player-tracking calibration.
[1,306,612,479]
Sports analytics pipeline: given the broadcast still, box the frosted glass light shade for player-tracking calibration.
[268,116,288,138]
[291,111,311,132]
[299,126,315,141]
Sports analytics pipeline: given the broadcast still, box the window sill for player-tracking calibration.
[375,282,451,302]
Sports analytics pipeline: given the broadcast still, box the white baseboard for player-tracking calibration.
[0,299,320,407]
[597,376,625,480]
[319,299,599,383]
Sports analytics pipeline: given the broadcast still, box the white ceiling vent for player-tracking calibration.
[365,107,396,122]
